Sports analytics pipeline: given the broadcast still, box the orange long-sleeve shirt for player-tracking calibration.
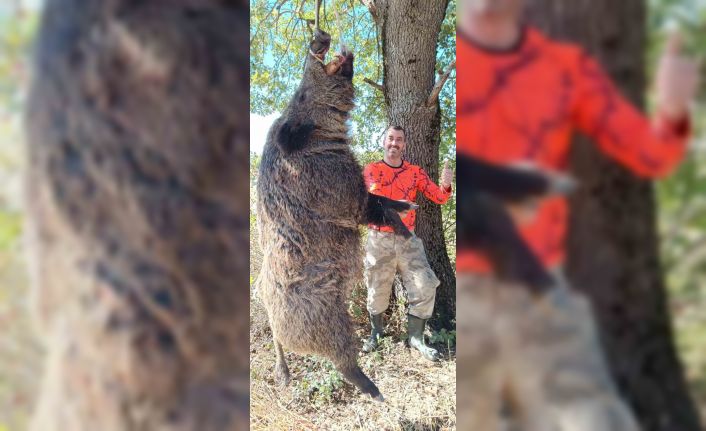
[457,26,690,272]
[364,160,452,233]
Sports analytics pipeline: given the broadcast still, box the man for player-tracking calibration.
[362,125,453,362]
[456,0,699,430]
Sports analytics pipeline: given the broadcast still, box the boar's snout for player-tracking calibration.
[339,48,354,79]
[310,29,331,61]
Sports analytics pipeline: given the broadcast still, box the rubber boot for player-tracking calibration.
[361,313,384,353]
[407,314,440,362]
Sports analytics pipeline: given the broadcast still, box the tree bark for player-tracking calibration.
[368,0,455,328]
[527,1,702,429]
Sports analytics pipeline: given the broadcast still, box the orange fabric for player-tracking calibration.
[364,160,452,232]
[457,26,690,273]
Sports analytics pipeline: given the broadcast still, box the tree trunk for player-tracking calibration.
[527,1,702,429]
[26,1,250,430]
[367,0,455,329]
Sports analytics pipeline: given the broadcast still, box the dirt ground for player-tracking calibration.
[249,293,457,431]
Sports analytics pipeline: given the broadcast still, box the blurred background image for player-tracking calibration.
[0,0,251,430]
[0,2,42,429]
[456,0,706,430]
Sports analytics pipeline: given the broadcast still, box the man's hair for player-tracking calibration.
[385,125,405,139]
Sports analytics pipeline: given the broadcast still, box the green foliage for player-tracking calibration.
[429,328,456,347]
[250,0,385,146]
[294,358,346,405]
[0,211,20,252]
[0,8,38,113]
[249,0,456,152]
[348,287,365,320]
[0,5,42,428]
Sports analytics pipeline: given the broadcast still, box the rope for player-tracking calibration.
[309,49,326,65]
[309,0,325,64]
[315,0,321,31]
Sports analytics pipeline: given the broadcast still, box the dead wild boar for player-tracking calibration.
[256,29,414,401]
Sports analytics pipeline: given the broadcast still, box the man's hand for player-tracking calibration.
[441,160,454,190]
[655,33,700,121]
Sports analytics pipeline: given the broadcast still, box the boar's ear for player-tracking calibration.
[276,120,315,154]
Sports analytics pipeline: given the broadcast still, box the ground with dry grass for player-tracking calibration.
[249,289,456,431]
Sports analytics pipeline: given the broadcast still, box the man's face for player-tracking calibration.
[384,128,406,159]
[462,0,523,18]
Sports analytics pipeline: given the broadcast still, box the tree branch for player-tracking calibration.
[426,60,456,107]
[363,77,384,92]
[249,0,288,45]
[359,0,377,20]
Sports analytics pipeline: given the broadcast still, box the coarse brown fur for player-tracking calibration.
[25,0,249,429]
[256,30,386,400]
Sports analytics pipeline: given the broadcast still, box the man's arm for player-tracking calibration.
[416,163,452,204]
[570,37,698,178]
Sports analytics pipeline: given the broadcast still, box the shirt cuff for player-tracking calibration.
[655,112,691,140]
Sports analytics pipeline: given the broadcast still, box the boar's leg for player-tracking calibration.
[323,312,384,401]
[336,362,384,402]
[457,153,550,202]
[274,340,291,387]
[458,193,555,294]
[457,153,575,203]
[364,193,414,238]
[383,207,413,239]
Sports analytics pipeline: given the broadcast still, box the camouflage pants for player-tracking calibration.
[457,273,640,431]
[364,230,440,319]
